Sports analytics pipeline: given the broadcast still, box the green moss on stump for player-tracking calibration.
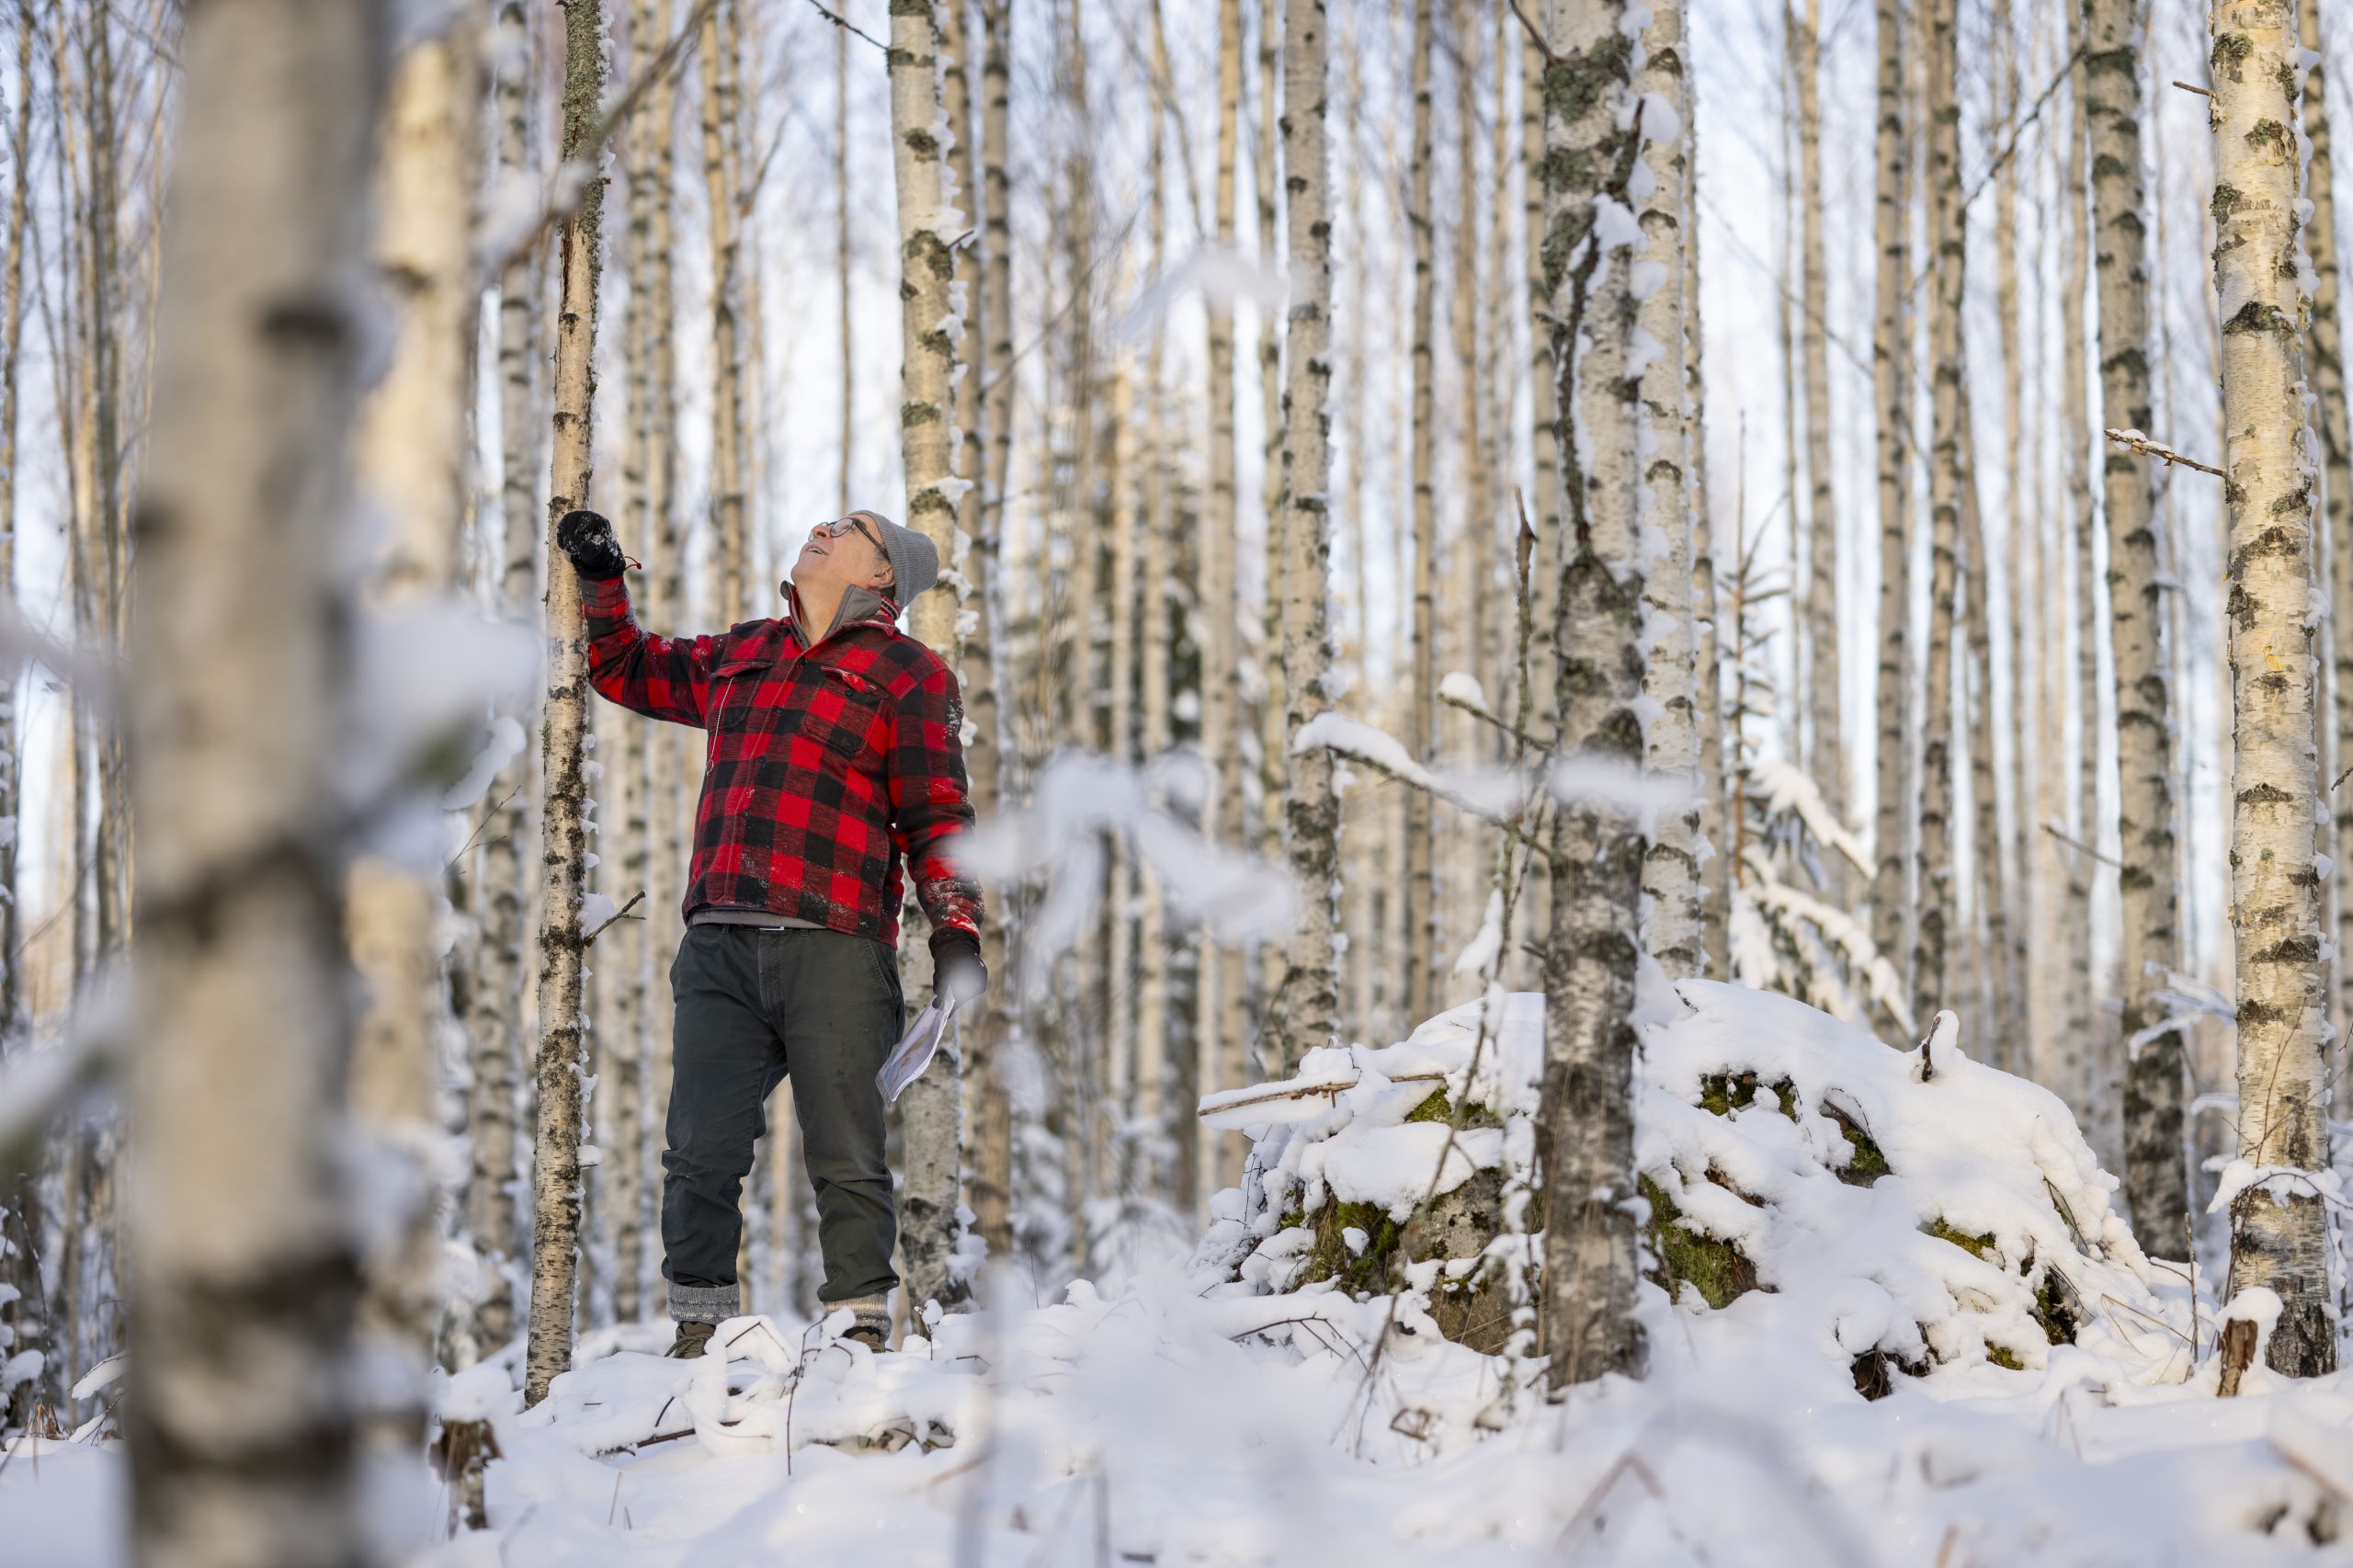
[1929,1220,1997,1261]
[1640,1173,1758,1310]
[1698,1072,1797,1120]
[1298,1199,1404,1295]
[1985,1343,2025,1371]
[1823,1105,1891,1187]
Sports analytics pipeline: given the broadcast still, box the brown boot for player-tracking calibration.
[666,1320,716,1359]
[835,1294,891,1351]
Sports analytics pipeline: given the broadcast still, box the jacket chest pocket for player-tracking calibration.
[813,665,888,762]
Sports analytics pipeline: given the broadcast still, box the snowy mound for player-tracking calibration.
[1194,974,2188,1395]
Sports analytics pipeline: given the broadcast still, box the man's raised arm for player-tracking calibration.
[558,507,718,729]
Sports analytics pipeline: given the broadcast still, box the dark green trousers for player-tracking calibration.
[661,924,904,1323]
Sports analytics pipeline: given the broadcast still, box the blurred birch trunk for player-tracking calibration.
[1195,0,1247,1211]
[125,0,386,1556]
[1636,0,1699,981]
[1869,0,1909,1017]
[2296,0,2353,1108]
[466,0,539,1359]
[1404,0,1436,1027]
[348,3,483,1433]
[1264,0,1336,1074]
[1914,0,1961,1025]
[2086,0,2187,1244]
[1791,0,1841,846]
[966,0,1017,1256]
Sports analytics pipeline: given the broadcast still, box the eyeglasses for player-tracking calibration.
[816,515,887,558]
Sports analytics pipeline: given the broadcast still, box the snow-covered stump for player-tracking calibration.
[1195,982,2178,1397]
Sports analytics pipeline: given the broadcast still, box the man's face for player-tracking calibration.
[794,513,894,597]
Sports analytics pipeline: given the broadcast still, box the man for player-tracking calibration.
[554,506,986,1358]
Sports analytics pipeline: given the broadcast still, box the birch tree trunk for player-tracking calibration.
[348,5,483,1432]
[1537,0,1648,1391]
[0,5,26,1044]
[1993,0,2031,1068]
[2086,0,2188,1244]
[1792,0,1842,830]
[1404,0,1436,1026]
[967,0,1016,1256]
[1915,0,1963,1026]
[0,6,32,1426]
[1196,0,1246,1210]
[886,0,967,1312]
[2206,0,2338,1377]
[1521,21,1561,740]
[1683,62,1729,982]
[2297,0,2353,1089]
[2056,2,2096,1113]
[525,0,608,1407]
[1869,0,1910,1013]
[1138,17,1173,1175]
[699,0,745,625]
[1960,396,2006,1045]
[1264,0,1336,1074]
[1254,0,1287,902]
[642,0,687,1306]
[467,0,538,1358]
[125,0,386,1555]
[1636,6,1699,980]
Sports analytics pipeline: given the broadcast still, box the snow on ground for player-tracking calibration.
[6,980,2351,1565]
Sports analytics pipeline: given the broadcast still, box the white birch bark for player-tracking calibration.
[1536,0,1648,1391]
[1683,61,1729,982]
[1792,0,1842,835]
[1196,0,1247,1212]
[1915,0,1962,1025]
[1139,22,1173,1171]
[524,0,607,1408]
[966,0,1016,1256]
[349,5,483,1427]
[886,0,966,1311]
[699,0,745,625]
[2086,0,2188,1243]
[1636,4,1699,980]
[466,0,537,1358]
[2056,2,2097,1115]
[0,8,31,1426]
[2206,0,2339,1377]
[1404,0,1437,1027]
[1521,22,1562,740]
[1265,0,1338,1074]
[2296,0,2353,1105]
[1869,0,1910,1014]
[125,0,386,1555]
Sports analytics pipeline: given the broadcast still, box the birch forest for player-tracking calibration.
[1,0,2352,1561]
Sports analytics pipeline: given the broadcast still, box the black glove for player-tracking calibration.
[929,926,987,1005]
[556,508,627,581]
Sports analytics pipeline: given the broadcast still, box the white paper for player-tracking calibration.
[877,994,960,1104]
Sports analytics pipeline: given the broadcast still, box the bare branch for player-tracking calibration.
[2102,426,2227,479]
[582,890,648,947]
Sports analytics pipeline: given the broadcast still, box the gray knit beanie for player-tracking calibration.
[848,509,938,605]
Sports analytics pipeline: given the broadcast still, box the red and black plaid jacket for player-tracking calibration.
[582,576,983,947]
